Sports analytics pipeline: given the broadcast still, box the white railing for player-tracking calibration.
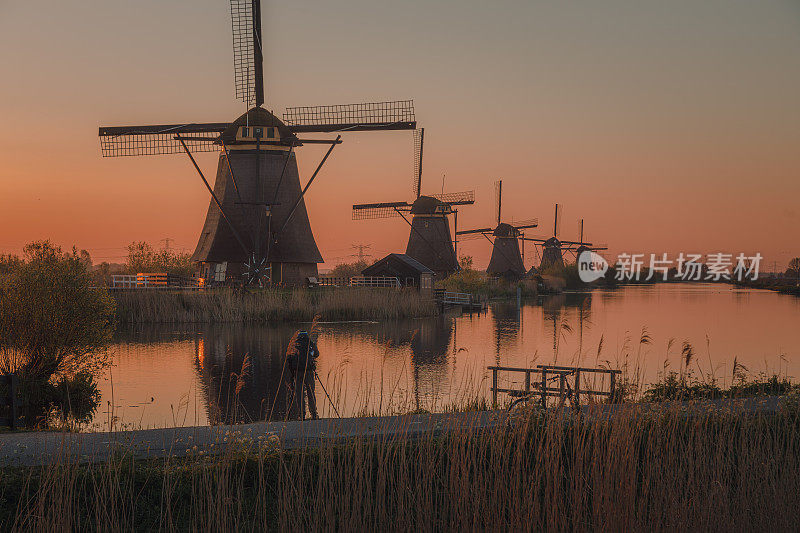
[111,273,202,289]
[440,291,472,305]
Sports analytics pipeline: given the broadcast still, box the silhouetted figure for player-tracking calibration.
[285,331,319,420]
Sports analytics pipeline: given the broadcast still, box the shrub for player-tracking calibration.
[0,241,115,426]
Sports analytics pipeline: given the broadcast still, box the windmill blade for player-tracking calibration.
[511,218,539,230]
[495,180,502,225]
[431,190,475,206]
[283,101,416,133]
[352,201,412,220]
[230,0,263,107]
[413,128,424,198]
[561,240,593,247]
[457,232,489,242]
[521,236,548,243]
[98,123,228,157]
[456,227,493,236]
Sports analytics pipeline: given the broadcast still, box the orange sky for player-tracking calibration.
[1,0,799,270]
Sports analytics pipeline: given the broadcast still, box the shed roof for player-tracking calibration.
[362,253,434,277]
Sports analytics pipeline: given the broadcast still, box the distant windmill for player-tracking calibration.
[523,204,591,271]
[564,219,608,261]
[352,129,475,278]
[98,0,417,286]
[456,180,538,279]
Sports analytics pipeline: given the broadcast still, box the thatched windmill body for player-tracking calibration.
[98,0,417,286]
[456,180,538,279]
[352,129,475,278]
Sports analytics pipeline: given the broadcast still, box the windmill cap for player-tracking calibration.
[219,107,298,146]
[493,223,517,238]
[410,195,446,215]
[544,236,561,247]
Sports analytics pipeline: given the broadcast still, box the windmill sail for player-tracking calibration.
[283,101,416,133]
[430,190,475,205]
[98,123,228,157]
[413,128,424,198]
[352,201,412,220]
[230,0,263,107]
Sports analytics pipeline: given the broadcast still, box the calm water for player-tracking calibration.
[90,284,800,431]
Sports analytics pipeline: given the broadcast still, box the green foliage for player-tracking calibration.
[0,241,115,379]
[327,260,368,279]
[126,241,194,277]
[0,253,21,276]
[458,255,473,270]
[643,370,797,402]
[0,241,114,427]
[787,257,800,277]
[437,269,536,298]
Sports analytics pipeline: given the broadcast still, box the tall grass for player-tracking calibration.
[3,404,799,531]
[113,288,437,324]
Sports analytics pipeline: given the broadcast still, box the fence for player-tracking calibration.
[434,289,484,309]
[488,364,621,409]
[317,276,401,288]
[111,273,203,289]
[0,374,20,429]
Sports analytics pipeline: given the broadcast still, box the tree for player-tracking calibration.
[787,258,800,278]
[1,241,115,379]
[0,253,21,275]
[329,260,368,279]
[126,241,194,277]
[459,255,474,271]
[0,241,115,425]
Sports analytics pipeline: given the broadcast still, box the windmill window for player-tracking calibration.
[242,127,249,138]
[254,127,264,139]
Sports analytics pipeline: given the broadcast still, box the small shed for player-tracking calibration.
[362,254,434,297]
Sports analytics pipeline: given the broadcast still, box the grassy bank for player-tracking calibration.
[113,288,437,324]
[2,403,799,530]
[437,269,538,298]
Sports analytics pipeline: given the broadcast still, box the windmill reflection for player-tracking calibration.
[540,292,592,363]
[193,324,295,424]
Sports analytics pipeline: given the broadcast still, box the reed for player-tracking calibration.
[112,288,437,324]
[2,403,799,531]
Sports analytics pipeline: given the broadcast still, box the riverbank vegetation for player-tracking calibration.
[0,241,114,427]
[1,402,799,530]
[113,287,437,324]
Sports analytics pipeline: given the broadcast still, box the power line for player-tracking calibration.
[350,243,372,262]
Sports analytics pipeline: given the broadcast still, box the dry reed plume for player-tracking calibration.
[3,403,799,531]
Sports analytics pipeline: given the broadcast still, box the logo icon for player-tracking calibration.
[578,250,608,282]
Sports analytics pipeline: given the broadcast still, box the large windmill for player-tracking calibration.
[524,204,592,271]
[98,0,417,286]
[351,129,475,278]
[455,180,538,279]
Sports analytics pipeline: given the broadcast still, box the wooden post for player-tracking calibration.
[524,370,531,397]
[574,369,581,406]
[492,368,498,409]
[541,370,547,408]
[559,373,566,406]
[9,374,18,429]
[609,371,617,402]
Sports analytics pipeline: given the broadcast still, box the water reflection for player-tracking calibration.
[99,285,800,430]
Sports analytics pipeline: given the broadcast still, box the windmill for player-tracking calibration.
[351,129,475,278]
[455,180,538,279]
[523,204,592,271]
[564,219,608,261]
[98,0,417,286]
